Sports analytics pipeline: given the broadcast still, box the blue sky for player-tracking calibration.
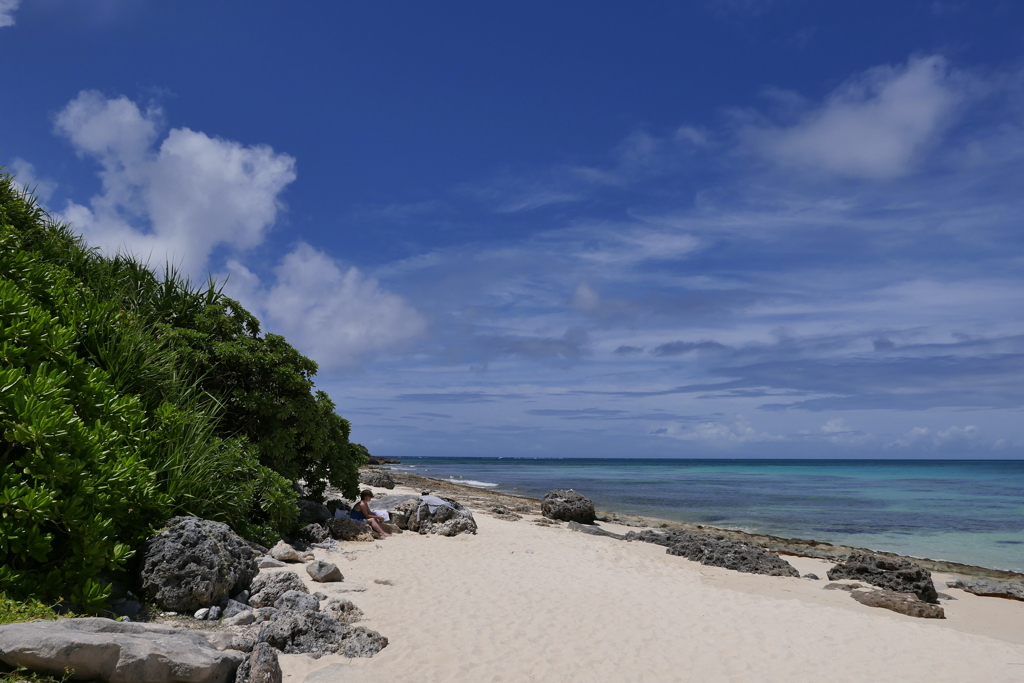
[4,1,1024,459]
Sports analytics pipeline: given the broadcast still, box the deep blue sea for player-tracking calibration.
[393,458,1024,572]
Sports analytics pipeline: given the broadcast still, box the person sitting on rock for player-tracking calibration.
[350,490,391,537]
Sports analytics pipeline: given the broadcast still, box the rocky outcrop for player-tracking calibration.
[947,577,1024,601]
[234,642,281,683]
[306,559,343,583]
[623,529,675,547]
[398,496,477,536]
[249,571,309,609]
[827,552,938,603]
[139,517,259,612]
[273,590,319,612]
[0,618,244,683]
[269,541,311,563]
[256,611,387,659]
[323,598,363,624]
[298,523,330,544]
[850,589,945,618]
[297,500,332,524]
[326,518,375,542]
[666,533,800,577]
[541,490,596,524]
[360,470,396,489]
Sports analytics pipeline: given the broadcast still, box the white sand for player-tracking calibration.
[273,486,1024,683]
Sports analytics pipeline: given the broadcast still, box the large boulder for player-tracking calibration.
[268,541,307,563]
[248,571,309,609]
[326,518,375,542]
[541,490,596,524]
[0,618,243,683]
[947,577,1024,601]
[850,589,945,618]
[274,590,320,613]
[297,500,332,524]
[400,496,477,536]
[360,470,396,489]
[256,611,387,659]
[234,642,281,683]
[666,533,800,577]
[298,523,329,544]
[139,517,259,612]
[827,552,938,603]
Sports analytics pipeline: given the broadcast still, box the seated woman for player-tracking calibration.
[349,489,391,537]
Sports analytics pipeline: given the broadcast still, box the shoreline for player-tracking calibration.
[383,468,1024,582]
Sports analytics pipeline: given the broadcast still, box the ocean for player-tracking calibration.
[391,458,1024,572]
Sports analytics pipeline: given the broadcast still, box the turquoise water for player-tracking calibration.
[394,458,1024,572]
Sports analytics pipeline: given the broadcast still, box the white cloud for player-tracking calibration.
[890,424,980,448]
[579,229,701,265]
[653,415,783,444]
[0,0,19,27]
[54,90,296,275]
[225,244,427,370]
[746,56,965,179]
[569,281,600,311]
[9,158,57,202]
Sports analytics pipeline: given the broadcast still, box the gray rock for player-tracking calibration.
[194,607,211,620]
[400,496,477,536]
[254,608,278,624]
[225,610,257,627]
[256,611,387,659]
[306,560,343,583]
[623,529,674,546]
[208,605,222,620]
[223,599,252,620]
[249,571,309,609]
[258,556,286,569]
[0,617,243,683]
[269,540,304,563]
[202,630,256,653]
[666,533,800,577]
[139,517,259,612]
[274,590,320,613]
[235,642,281,683]
[368,494,419,510]
[360,470,396,489]
[233,589,250,604]
[326,518,375,542]
[298,523,330,544]
[322,598,363,624]
[313,592,328,601]
[567,520,625,539]
[850,589,945,618]
[824,582,862,591]
[297,499,332,524]
[827,552,938,603]
[947,577,1024,601]
[541,490,596,524]
[803,573,820,580]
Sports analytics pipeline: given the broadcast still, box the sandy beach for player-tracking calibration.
[262,479,1024,683]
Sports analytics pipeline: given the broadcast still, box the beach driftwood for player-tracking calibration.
[828,552,939,603]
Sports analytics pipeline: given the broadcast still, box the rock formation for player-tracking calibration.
[827,552,938,603]
[360,470,396,489]
[248,571,309,609]
[541,490,596,524]
[849,589,945,618]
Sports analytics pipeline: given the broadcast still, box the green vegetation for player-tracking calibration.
[0,592,59,626]
[0,169,368,607]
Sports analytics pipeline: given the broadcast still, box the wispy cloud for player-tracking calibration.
[0,0,19,28]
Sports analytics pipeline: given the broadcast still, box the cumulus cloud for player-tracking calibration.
[224,244,426,370]
[0,0,19,27]
[54,90,297,275]
[652,415,783,444]
[744,56,965,179]
[9,158,57,202]
[890,424,980,448]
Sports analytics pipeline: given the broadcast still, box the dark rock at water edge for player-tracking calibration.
[542,490,596,524]
[256,611,387,659]
[850,589,945,618]
[249,571,309,609]
[235,642,282,683]
[0,618,243,683]
[139,517,259,612]
[667,533,800,577]
[828,552,939,603]
[367,456,401,465]
[947,577,1024,601]
[360,470,396,489]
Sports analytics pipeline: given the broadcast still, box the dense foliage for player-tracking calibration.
[0,169,367,605]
